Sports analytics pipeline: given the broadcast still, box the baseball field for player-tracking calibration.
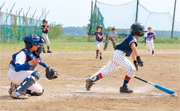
[0,41,180,111]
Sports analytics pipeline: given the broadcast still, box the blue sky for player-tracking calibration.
[0,0,179,27]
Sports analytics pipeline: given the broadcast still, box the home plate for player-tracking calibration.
[75,90,97,93]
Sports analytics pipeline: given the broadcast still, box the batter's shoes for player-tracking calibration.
[86,78,94,91]
[43,50,46,53]
[11,90,29,99]
[120,85,133,93]
[47,50,52,53]
[8,82,18,95]
[100,56,102,60]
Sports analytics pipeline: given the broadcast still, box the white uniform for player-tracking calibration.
[8,51,43,93]
[42,33,50,46]
[95,41,103,53]
[100,50,135,78]
[145,32,155,50]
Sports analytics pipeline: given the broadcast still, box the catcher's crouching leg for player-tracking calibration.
[11,71,41,99]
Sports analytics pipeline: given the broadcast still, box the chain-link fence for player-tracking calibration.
[0,11,42,43]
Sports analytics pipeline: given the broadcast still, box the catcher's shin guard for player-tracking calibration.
[13,71,41,98]
[86,78,94,91]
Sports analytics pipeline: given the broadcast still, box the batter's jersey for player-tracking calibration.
[115,34,138,57]
[108,31,118,38]
[92,32,104,42]
[146,32,155,40]
[41,25,50,34]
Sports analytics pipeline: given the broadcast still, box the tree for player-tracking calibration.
[48,22,64,39]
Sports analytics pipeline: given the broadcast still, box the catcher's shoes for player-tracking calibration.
[43,49,46,53]
[86,78,94,91]
[47,50,52,53]
[100,56,102,60]
[120,85,133,93]
[8,82,18,95]
[11,90,29,99]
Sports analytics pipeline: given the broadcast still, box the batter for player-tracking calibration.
[86,23,145,93]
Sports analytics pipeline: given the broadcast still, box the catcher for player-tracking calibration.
[8,34,58,99]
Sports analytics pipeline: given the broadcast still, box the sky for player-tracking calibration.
[0,0,180,27]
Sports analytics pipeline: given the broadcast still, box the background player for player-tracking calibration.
[41,19,52,53]
[104,28,118,51]
[86,23,145,93]
[144,27,156,56]
[88,25,104,60]
[8,34,57,99]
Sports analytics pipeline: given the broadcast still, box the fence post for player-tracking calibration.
[135,0,139,23]
[171,0,177,37]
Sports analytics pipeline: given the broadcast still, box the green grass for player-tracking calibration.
[0,35,179,51]
[0,42,179,51]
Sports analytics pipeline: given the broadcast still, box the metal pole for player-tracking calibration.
[44,10,50,19]
[26,7,31,17]
[0,2,5,11]
[89,0,94,35]
[135,0,139,22]
[32,9,37,18]
[171,0,177,37]
[18,8,23,15]
[3,3,15,25]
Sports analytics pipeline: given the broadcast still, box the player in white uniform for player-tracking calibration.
[88,25,104,60]
[86,23,146,93]
[144,27,156,56]
[8,34,56,99]
[41,19,52,53]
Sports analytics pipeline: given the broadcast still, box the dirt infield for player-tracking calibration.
[0,49,180,111]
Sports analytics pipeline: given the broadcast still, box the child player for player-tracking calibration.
[88,25,104,60]
[8,34,57,99]
[144,27,156,56]
[41,19,52,53]
[86,23,146,93]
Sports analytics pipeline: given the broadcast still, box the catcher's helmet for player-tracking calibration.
[24,34,45,50]
[43,19,47,23]
[130,23,145,36]
[96,25,102,31]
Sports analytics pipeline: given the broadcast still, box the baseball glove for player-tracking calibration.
[46,66,58,80]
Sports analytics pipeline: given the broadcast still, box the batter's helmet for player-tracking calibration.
[96,25,102,31]
[130,23,145,36]
[43,19,47,23]
[24,34,45,50]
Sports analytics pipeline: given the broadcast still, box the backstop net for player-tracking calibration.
[89,0,180,37]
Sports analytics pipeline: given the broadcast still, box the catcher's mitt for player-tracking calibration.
[46,66,58,80]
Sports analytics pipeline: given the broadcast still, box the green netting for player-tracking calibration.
[89,3,106,35]
[89,0,180,37]
[0,11,42,43]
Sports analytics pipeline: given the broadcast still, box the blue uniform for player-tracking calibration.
[115,34,137,57]
[146,32,155,40]
[92,32,104,42]
[41,25,50,34]
[10,48,47,72]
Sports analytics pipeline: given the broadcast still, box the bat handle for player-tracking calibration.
[134,75,148,83]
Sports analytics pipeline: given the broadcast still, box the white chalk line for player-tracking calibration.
[45,92,177,100]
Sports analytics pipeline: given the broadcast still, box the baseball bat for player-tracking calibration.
[134,75,176,95]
